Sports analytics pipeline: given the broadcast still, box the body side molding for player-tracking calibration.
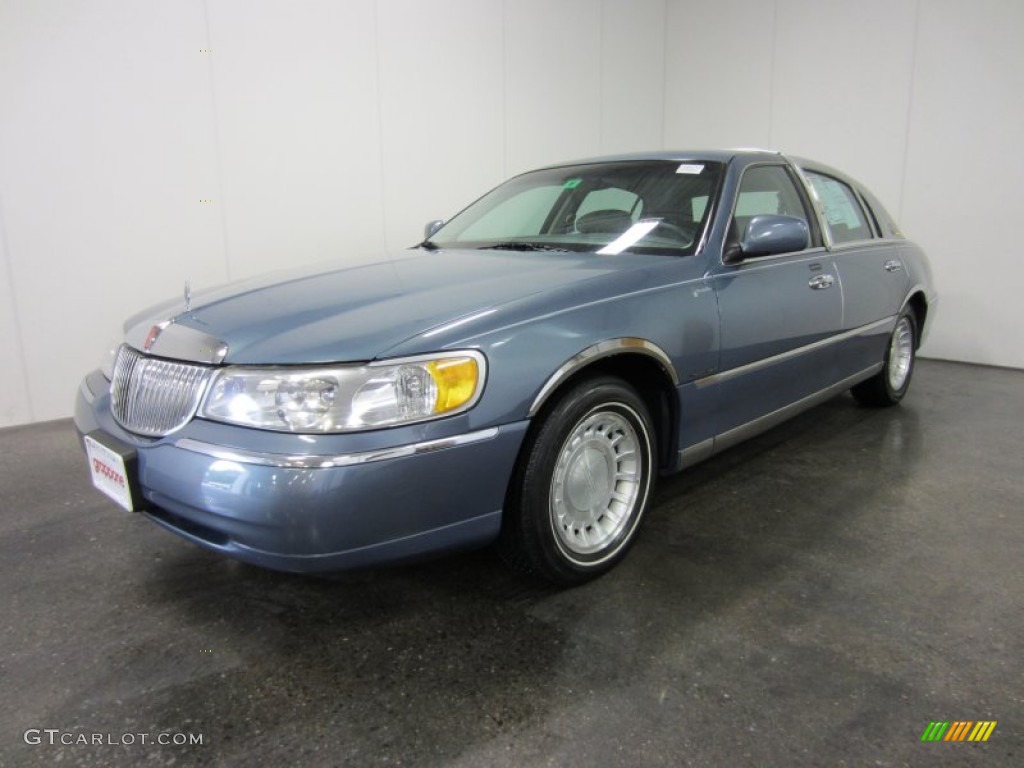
[677,363,883,469]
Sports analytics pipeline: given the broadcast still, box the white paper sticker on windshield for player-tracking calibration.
[676,164,704,175]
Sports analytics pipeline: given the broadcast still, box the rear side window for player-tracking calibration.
[805,172,873,244]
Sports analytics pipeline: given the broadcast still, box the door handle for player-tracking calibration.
[808,274,835,290]
[884,260,903,273]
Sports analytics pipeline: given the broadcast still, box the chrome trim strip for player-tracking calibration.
[900,285,934,344]
[713,364,882,454]
[694,316,895,390]
[675,365,884,472]
[828,239,895,251]
[174,427,500,469]
[727,246,829,266]
[125,322,229,365]
[678,438,714,470]
[900,285,930,315]
[528,338,679,417]
[791,164,886,252]
[784,156,835,251]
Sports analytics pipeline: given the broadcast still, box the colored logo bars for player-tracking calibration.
[921,721,997,742]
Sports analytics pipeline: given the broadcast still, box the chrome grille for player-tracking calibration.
[110,346,213,437]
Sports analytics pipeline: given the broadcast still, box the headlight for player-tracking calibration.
[199,351,486,432]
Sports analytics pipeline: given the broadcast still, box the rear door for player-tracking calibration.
[803,170,909,379]
[710,163,843,433]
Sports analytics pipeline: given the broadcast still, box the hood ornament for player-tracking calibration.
[184,280,192,313]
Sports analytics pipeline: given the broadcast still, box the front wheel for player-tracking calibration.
[498,376,656,586]
[851,307,918,406]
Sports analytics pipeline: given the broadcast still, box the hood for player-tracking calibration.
[125,249,671,364]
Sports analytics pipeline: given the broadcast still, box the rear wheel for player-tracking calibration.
[499,376,656,586]
[851,307,918,406]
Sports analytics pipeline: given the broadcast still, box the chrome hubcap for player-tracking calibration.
[888,317,914,391]
[550,409,643,556]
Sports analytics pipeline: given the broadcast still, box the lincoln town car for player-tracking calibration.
[75,150,936,585]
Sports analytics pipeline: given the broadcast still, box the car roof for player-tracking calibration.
[536,148,783,169]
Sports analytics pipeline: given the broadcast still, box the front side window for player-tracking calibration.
[430,161,724,256]
[729,164,813,250]
[734,165,810,218]
[804,171,873,244]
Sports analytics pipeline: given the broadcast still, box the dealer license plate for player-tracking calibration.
[84,434,137,512]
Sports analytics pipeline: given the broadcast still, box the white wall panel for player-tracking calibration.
[663,0,774,149]
[901,0,1024,368]
[0,201,32,425]
[600,0,666,154]
[504,0,602,175]
[377,0,504,251]
[770,0,917,215]
[206,0,385,276]
[0,0,225,422]
[2,0,1023,428]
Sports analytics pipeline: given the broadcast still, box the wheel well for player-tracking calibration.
[907,292,928,347]
[532,353,678,471]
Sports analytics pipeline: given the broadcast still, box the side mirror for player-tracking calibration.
[736,215,809,259]
[424,219,445,240]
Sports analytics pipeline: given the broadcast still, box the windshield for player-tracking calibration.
[429,160,723,256]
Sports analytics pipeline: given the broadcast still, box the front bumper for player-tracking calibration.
[75,370,528,572]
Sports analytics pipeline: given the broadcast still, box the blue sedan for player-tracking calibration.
[75,149,936,585]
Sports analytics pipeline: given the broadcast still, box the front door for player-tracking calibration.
[710,163,843,433]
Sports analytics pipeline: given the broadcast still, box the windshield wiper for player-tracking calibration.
[479,242,568,252]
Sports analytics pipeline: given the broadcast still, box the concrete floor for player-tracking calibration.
[0,359,1020,767]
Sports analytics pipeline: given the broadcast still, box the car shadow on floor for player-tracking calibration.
[111,392,924,764]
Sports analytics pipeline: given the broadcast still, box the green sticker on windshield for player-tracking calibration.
[563,178,582,189]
